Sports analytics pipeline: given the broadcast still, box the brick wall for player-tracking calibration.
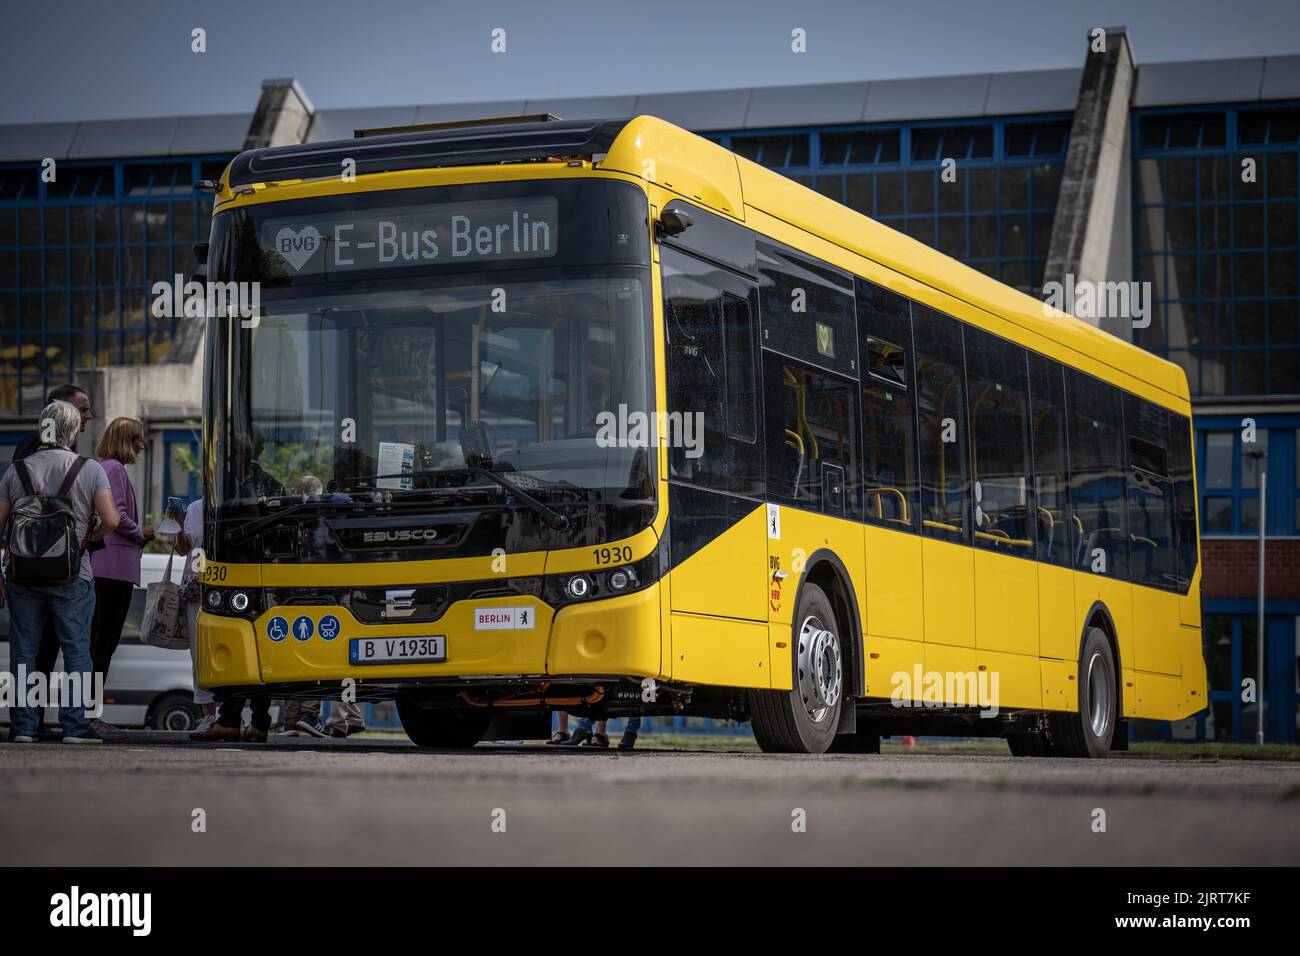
[1201,538,1300,599]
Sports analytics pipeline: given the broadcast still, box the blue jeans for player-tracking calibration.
[6,576,96,737]
[576,716,641,734]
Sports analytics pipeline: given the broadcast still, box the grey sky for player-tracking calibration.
[2,0,1298,124]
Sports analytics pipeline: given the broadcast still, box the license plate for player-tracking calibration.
[349,635,446,665]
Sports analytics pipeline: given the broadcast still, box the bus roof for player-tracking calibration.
[600,115,1189,404]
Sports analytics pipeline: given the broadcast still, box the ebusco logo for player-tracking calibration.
[362,528,438,544]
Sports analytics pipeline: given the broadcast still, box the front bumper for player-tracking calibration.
[196,582,663,694]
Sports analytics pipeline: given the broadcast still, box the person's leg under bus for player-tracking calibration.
[294,698,325,737]
[245,698,272,742]
[325,698,364,737]
[549,711,571,744]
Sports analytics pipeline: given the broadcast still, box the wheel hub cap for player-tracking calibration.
[797,615,841,723]
[1086,651,1111,738]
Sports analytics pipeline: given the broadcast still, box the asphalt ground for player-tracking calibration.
[2,733,1297,866]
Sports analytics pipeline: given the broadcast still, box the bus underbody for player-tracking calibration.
[205,672,1124,751]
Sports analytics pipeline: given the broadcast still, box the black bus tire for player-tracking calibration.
[397,698,491,749]
[748,583,843,754]
[1047,626,1117,758]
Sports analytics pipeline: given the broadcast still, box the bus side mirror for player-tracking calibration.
[655,208,693,240]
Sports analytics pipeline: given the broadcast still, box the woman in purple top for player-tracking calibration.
[89,418,155,736]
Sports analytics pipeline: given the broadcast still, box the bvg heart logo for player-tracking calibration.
[274,226,322,272]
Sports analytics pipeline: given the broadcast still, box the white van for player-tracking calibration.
[1,552,201,731]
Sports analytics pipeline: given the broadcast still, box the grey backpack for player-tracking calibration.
[7,456,89,586]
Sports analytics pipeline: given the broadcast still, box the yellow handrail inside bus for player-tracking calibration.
[923,518,960,533]
[976,529,1032,549]
[866,487,909,522]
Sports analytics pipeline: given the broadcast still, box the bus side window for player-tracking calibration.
[913,304,970,543]
[755,239,857,381]
[722,292,757,443]
[662,248,763,498]
[763,354,858,515]
[1125,393,1177,589]
[1066,369,1129,579]
[965,326,1033,552]
[756,238,862,519]
[857,278,919,532]
[1168,413,1198,590]
[1027,353,1073,567]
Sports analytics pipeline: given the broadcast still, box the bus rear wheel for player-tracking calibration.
[397,699,491,749]
[749,583,843,754]
[1047,626,1117,758]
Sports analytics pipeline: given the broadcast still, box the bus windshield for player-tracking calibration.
[210,269,653,509]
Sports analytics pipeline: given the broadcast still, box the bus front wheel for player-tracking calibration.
[397,698,491,749]
[1047,626,1117,758]
[748,583,843,754]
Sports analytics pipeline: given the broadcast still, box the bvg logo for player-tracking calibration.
[361,528,438,543]
[274,226,322,272]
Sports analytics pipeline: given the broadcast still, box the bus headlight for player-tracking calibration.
[542,548,660,609]
[201,586,262,618]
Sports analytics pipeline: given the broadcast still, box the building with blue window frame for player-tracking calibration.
[0,111,240,516]
[1,33,1297,742]
[1127,95,1300,745]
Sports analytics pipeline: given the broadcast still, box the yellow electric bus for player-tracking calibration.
[194,114,1205,756]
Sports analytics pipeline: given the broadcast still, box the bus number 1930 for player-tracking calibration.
[593,545,633,566]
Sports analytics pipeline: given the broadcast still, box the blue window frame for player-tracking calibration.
[715,114,1071,296]
[1195,414,1300,535]
[1131,102,1300,399]
[1196,603,1299,744]
[0,155,232,414]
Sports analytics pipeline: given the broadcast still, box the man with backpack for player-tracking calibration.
[9,383,95,739]
[0,400,120,743]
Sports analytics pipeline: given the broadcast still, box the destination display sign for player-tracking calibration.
[259,196,559,276]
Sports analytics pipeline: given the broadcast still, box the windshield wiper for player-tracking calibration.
[226,468,573,545]
[363,467,571,531]
[223,497,367,545]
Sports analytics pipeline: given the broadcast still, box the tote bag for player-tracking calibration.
[141,548,186,650]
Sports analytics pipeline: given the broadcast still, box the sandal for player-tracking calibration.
[547,730,571,745]
[585,732,610,748]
